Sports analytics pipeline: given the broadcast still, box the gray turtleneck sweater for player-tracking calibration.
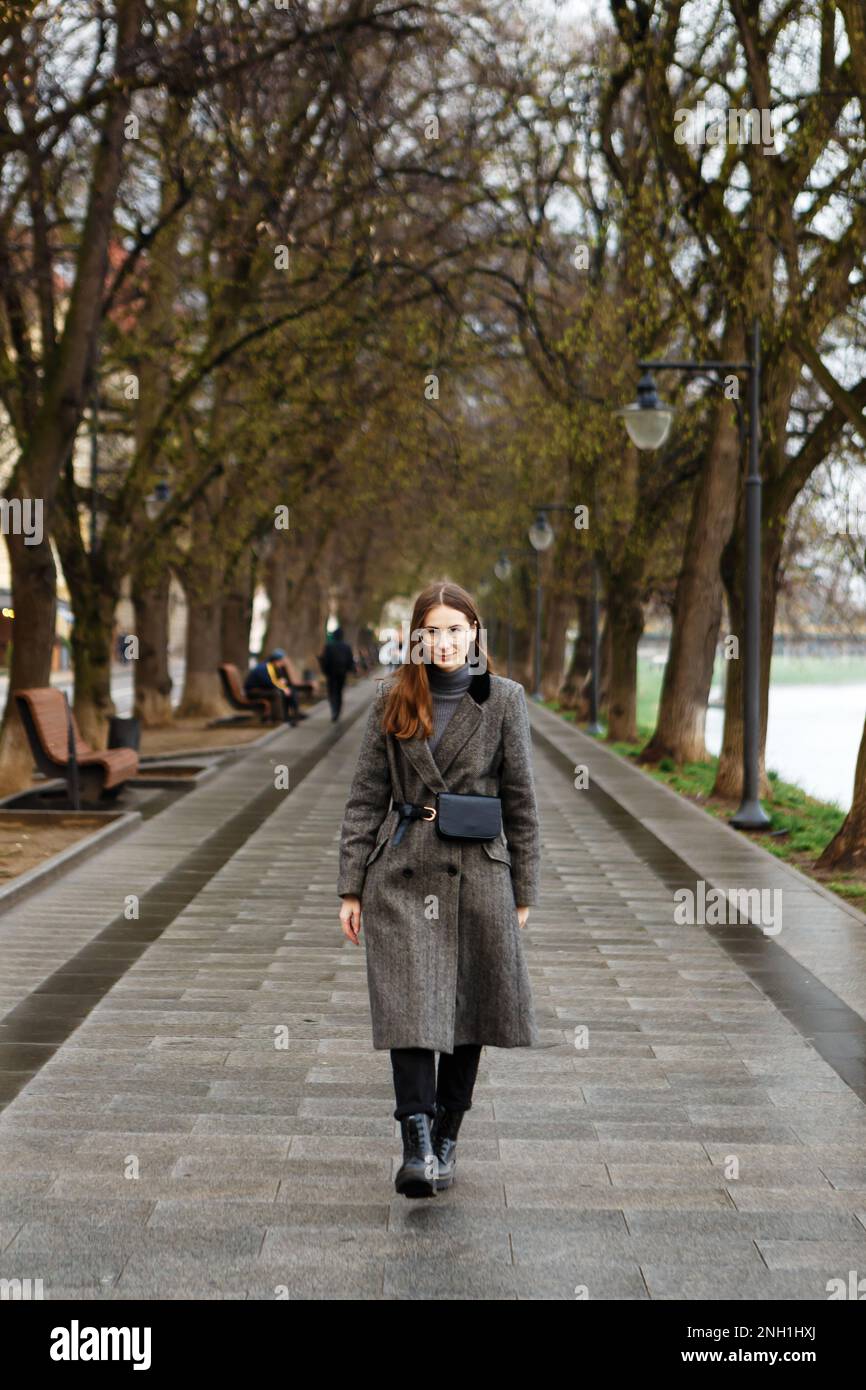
[427,660,473,755]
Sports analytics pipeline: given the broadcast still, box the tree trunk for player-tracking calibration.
[513,562,539,690]
[558,583,594,713]
[329,523,375,651]
[178,592,223,718]
[605,576,644,743]
[712,512,776,800]
[598,610,612,716]
[0,0,144,790]
[261,528,332,677]
[261,535,292,656]
[222,553,254,669]
[69,582,118,748]
[292,572,329,678]
[816,713,866,869]
[512,625,534,690]
[176,492,226,719]
[640,365,742,764]
[132,565,174,727]
[52,471,120,749]
[0,531,58,794]
[489,570,530,683]
[540,582,574,701]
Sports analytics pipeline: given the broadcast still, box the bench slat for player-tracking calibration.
[15,688,139,791]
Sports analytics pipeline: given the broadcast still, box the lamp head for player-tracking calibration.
[528,511,555,551]
[616,370,675,449]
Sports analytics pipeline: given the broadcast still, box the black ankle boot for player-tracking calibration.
[430,1103,466,1191]
[395,1112,438,1199]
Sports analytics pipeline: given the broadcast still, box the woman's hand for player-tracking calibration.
[516,905,531,929]
[340,895,362,943]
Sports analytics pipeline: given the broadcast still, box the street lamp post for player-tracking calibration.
[587,555,603,735]
[90,381,99,554]
[616,317,770,830]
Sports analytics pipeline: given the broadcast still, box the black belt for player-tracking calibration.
[391,801,437,846]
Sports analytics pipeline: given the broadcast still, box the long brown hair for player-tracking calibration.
[382,580,495,739]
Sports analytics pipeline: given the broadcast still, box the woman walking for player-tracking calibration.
[337,580,540,1199]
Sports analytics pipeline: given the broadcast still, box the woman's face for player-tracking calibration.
[418,603,477,671]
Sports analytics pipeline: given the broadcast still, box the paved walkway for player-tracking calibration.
[1,677,866,1299]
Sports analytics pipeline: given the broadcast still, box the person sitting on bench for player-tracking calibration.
[243,650,308,726]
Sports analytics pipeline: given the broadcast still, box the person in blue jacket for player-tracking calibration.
[244,650,305,725]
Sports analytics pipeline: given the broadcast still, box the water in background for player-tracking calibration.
[706,683,862,811]
[639,648,865,812]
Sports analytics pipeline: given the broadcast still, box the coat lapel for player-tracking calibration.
[400,669,489,792]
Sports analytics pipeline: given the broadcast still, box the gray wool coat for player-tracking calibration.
[337,669,541,1053]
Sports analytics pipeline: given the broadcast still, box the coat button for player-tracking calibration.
[402,867,413,878]
[447,865,458,876]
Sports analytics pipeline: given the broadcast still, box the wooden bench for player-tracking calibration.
[15,687,139,802]
[219,660,317,717]
[217,664,275,723]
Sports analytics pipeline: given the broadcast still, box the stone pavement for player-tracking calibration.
[1,676,866,1299]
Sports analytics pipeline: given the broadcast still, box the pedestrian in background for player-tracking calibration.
[318,626,357,722]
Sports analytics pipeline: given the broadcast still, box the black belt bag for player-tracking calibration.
[434,791,502,841]
[392,791,502,845]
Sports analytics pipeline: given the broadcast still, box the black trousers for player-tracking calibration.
[272,688,300,722]
[245,685,299,723]
[390,1044,483,1121]
[326,672,346,719]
